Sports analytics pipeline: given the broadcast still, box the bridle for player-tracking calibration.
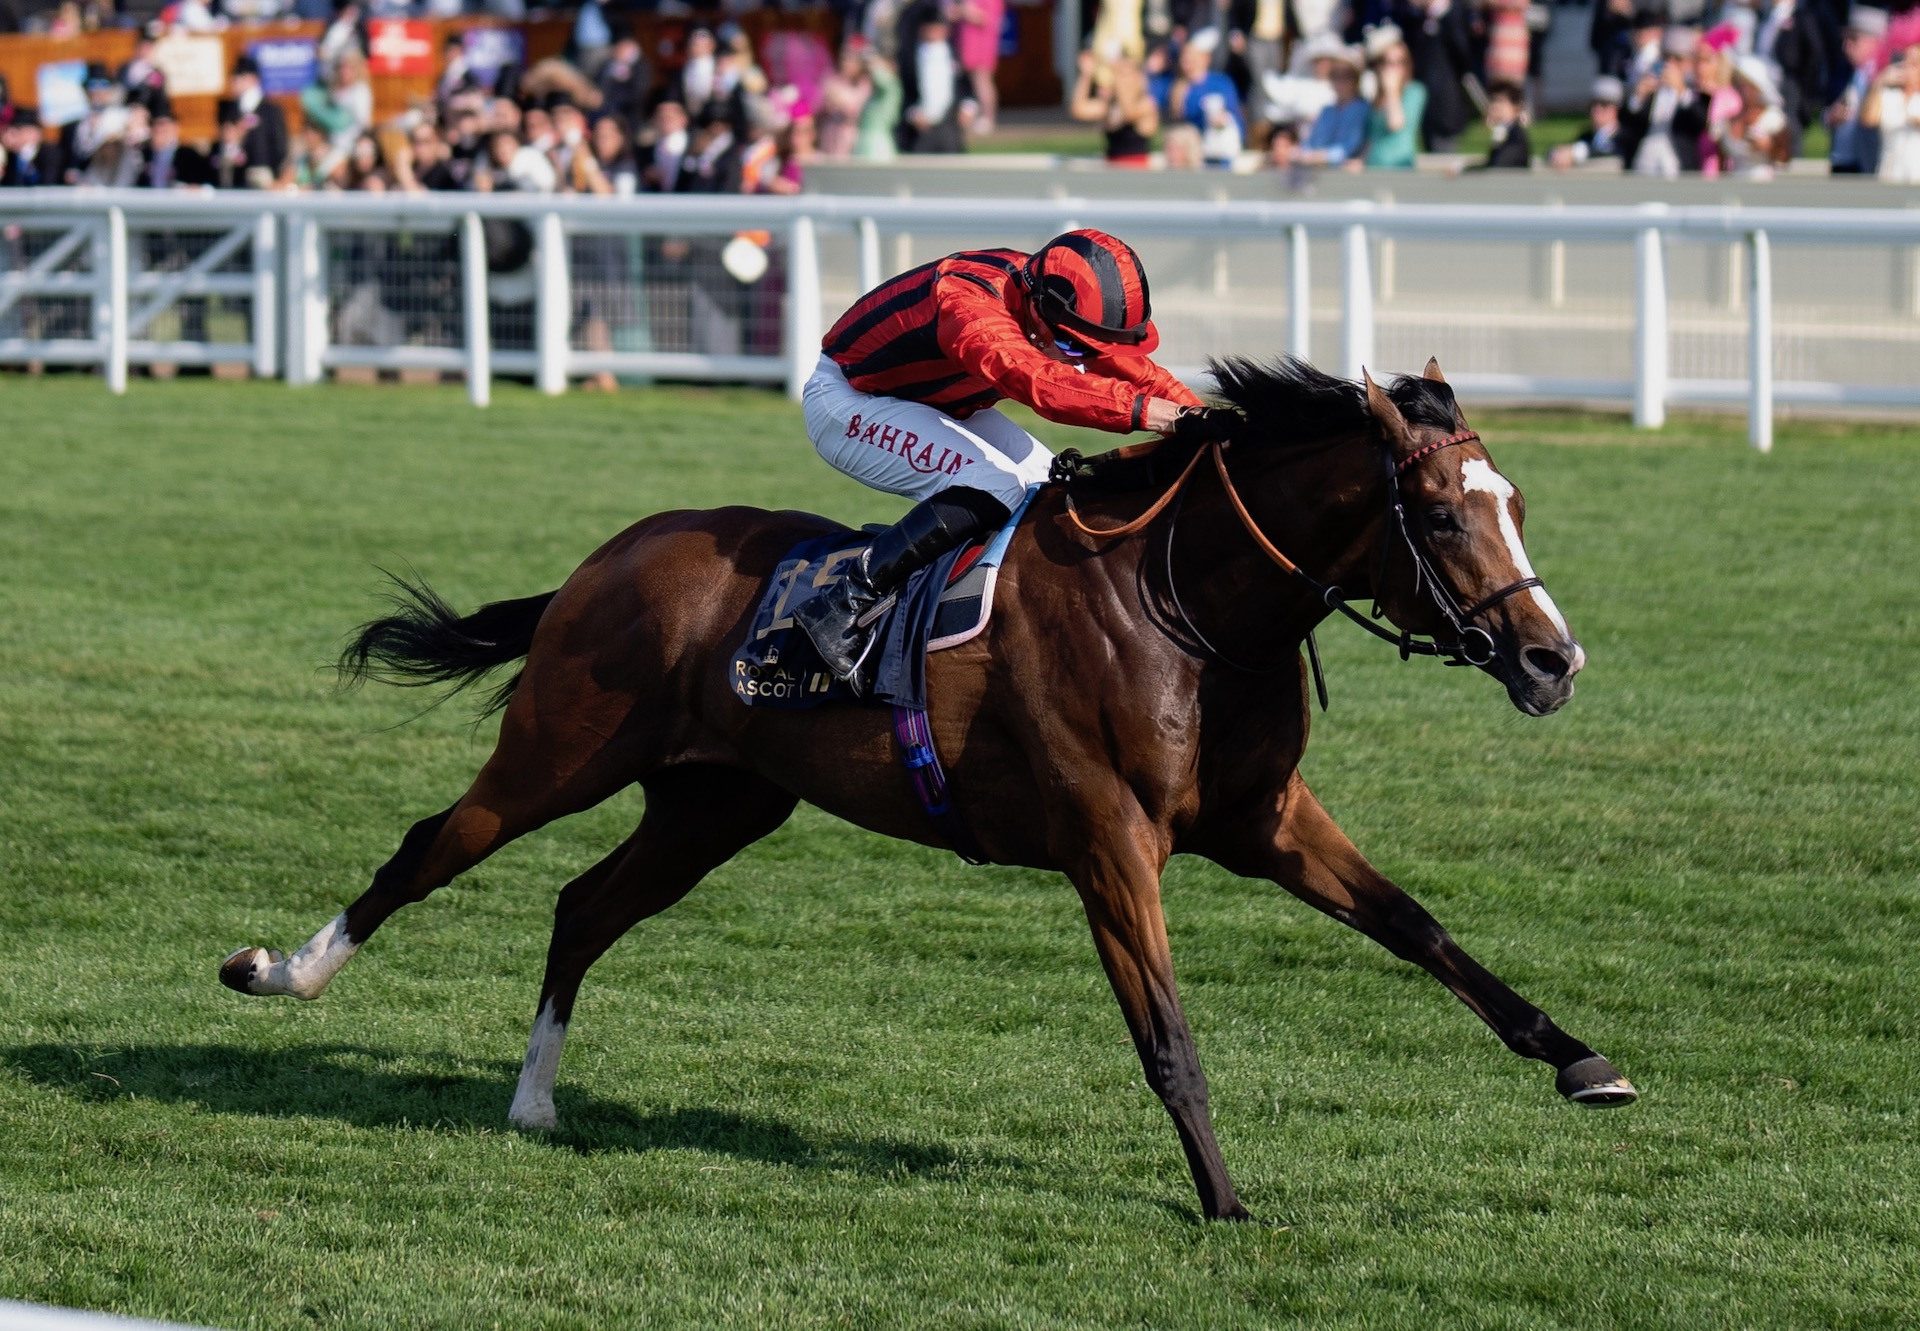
[1063,426,1547,683]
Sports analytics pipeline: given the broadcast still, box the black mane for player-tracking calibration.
[1206,356,1461,444]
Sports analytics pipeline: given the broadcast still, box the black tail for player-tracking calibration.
[338,570,558,718]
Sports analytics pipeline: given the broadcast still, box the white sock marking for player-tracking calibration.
[1458,458,1573,643]
[508,1001,568,1130]
[252,911,361,1000]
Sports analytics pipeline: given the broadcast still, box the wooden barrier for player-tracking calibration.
[0,6,1054,147]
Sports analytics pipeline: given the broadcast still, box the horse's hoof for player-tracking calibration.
[508,1103,557,1132]
[219,946,279,995]
[1557,1055,1638,1107]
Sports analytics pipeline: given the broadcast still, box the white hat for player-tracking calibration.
[1363,22,1405,59]
[1301,31,1350,63]
[1734,53,1783,108]
[1661,26,1700,57]
[1591,75,1625,104]
[1848,6,1890,36]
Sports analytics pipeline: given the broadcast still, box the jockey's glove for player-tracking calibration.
[1169,406,1242,445]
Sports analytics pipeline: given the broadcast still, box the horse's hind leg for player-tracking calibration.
[507,765,796,1131]
[1211,777,1636,1106]
[221,691,645,1000]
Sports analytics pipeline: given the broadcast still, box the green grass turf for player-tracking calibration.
[1,377,1916,1329]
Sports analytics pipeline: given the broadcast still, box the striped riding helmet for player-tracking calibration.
[1021,229,1159,357]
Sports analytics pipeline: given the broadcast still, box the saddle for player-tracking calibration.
[729,487,1034,712]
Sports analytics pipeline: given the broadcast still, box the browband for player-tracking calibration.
[1395,430,1481,475]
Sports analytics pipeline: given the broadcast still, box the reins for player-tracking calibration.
[1064,426,1543,680]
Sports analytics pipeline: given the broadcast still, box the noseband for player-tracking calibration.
[1064,427,1547,676]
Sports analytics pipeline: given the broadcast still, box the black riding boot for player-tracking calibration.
[794,486,1011,686]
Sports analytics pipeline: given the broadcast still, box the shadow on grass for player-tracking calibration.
[3,1041,1015,1179]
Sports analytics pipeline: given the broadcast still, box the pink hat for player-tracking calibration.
[1700,23,1740,54]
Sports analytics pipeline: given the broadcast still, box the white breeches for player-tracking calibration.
[801,354,1055,512]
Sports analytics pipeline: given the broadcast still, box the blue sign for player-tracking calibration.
[462,27,525,86]
[36,59,89,128]
[249,38,318,97]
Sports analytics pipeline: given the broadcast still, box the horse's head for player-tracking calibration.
[1362,360,1585,717]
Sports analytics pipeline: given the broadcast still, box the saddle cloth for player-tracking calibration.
[729,486,1035,712]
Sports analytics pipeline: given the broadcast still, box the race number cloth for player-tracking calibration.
[729,487,1034,711]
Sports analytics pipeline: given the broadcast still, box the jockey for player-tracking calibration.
[796,228,1238,681]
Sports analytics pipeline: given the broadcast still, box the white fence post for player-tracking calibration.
[462,212,491,409]
[1288,223,1310,361]
[1340,220,1373,380]
[251,211,278,379]
[102,207,127,395]
[283,210,325,386]
[786,213,822,402]
[1748,229,1773,453]
[857,216,882,292]
[535,210,568,395]
[1633,208,1668,429]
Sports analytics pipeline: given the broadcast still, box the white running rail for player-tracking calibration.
[8,189,1920,451]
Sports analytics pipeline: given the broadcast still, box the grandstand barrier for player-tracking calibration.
[8,189,1920,450]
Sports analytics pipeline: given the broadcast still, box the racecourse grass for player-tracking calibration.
[1,376,1916,1330]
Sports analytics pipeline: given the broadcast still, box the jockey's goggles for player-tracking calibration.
[1053,336,1091,359]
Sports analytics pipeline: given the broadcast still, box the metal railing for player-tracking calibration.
[8,188,1920,451]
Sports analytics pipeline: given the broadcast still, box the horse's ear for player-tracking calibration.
[1423,357,1447,384]
[1361,368,1413,451]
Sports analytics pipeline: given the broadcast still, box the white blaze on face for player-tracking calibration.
[1458,458,1574,644]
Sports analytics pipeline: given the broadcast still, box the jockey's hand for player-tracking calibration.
[1168,405,1241,445]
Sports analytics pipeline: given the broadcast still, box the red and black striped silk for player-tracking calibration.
[822,249,1026,417]
[1028,230,1153,350]
[821,245,1200,433]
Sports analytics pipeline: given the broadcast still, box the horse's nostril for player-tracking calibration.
[1523,645,1571,681]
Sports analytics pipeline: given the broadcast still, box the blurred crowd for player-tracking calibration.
[1072,0,1920,179]
[0,0,1009,193]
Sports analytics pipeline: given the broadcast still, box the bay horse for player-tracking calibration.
[220,357,1635,1221]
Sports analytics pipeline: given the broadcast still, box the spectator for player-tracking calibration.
[738,97,785,192]
[549,99,593,185]
[318,0,367,76]
[1754,0,1828,146]
[1622,27,1707,175]
[1718,56,1791,176]
[1,115,61,186]
[952,0,1005,134]
[208,108,259,188]
[226,53,290,182]
[641,100,689,190]
[135,112,202,188]
[899,9,965,152]
[1622,7,1666,86]
[1394,0,1475,150]
[570,0,613,75]
[301,48,373,156]
[59,65,125,183]
[1468,79,1532,168]
[818,42,876,158]
[852,49,902,160]
[772,113,815,192]
[1161,121,1204,167]
[597,37,652,125]
[1299,45,1367,167]
[283,122,337,189]
[1828,6,1888,174]
[1550,75,1627,167]
[437,34,478,104]
[338,131,391,191]
[409,119,461,190]
[1860,42,1920,181]
[81,105,143,186]
[118,25,172,119]
[1591,0,1640,79]
[1364,25,1425,169]
[590,111,638,193]
[675,105,743,192]
[1166,31,1244,143]
[1264,119,1301,172]
[1070,48,1160,167]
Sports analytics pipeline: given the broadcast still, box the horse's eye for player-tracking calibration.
[1426,506,1460,533]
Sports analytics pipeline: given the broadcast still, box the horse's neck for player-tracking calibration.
[1168,436,1386,645]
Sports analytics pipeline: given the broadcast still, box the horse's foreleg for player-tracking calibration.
[1215,778,1636,1106]
[508,766,797,1131]
[1072,826,1250,1222]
